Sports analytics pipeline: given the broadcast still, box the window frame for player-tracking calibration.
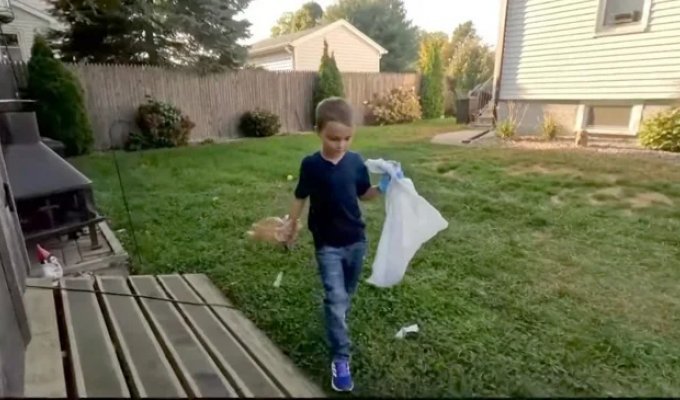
[594,0,652,37]
[575,103,644,136]
[0,32,22,62]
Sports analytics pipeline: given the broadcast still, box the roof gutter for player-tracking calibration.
[491,0,510,127]
[249,46,286,57]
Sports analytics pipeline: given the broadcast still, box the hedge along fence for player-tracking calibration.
[1,62,420,150]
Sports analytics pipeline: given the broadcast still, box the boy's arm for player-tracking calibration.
[285,158,309,245]
[357,159,381,201]
[360,186,381,201]
[284,197,306,245]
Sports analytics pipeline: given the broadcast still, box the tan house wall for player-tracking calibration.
[248,51,294,71]
[294,25,381,72]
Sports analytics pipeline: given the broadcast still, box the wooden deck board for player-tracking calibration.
[61,278,129,398]
[24,279,67,398]
[128,276,237,398]
[24,274,325,398]
[96,277,186,398]
[158,274,286,398]
[183,274,325,398]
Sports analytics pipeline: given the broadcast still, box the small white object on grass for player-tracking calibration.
[287,175,294,181]
[273,271,283,288]
[395,324,419,339]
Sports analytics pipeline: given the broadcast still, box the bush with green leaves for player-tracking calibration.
[126,97,194,151]
[313,40,345,123]
[27,35,94,156]
[365,87,422,126]
[239,109,281,138]
[639,107,680,152]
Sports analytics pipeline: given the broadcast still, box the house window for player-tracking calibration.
[587,106,631,128]
[577,104,644,136]
[596,0,651,36]
[0,33,22,62]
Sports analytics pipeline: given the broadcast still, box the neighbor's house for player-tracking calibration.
[492,0,680,137]
[247,19,388,73]
[0,0,62,62]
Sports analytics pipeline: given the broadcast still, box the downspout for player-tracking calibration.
[491,0,510,127]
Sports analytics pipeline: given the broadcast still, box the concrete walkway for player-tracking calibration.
[431,129,490,146]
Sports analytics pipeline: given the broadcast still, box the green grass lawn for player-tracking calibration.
[73,119,680,397]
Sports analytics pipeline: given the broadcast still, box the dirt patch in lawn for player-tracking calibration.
[483,136,680,163]
[627,192,674,209]
[588,187,625,205]
[586,187,674,209]
[550,195,564,206]
[507,164,583,177]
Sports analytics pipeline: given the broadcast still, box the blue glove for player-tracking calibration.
[378,173,391,193]
[378,167,404,193]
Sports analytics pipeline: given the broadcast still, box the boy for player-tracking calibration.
[284,97,396,392]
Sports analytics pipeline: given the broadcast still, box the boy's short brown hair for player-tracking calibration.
[315,97,353,132]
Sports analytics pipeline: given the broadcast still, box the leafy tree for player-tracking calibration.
[271,2,324,37]
[446,21,494,93]
[448,34,494,93]
[27,36,94,156]
[313,40,345,123]
[48,0,252,70]
[325,0,418,72]
[303,2,324,21]
[419,40,444,119]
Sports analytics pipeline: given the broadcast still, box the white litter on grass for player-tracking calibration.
[395,324,419,339]
[273,271,283,288]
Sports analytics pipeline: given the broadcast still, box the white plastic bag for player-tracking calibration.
[365,159,448,288]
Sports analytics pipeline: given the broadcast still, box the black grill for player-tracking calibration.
[0,100,103,244]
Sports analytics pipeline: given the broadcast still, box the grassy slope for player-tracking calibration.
[73,120,680,397]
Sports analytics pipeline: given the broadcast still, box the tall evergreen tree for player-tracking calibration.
[313,40,345,123]
[27,36,94,156]
[419,41,444,119]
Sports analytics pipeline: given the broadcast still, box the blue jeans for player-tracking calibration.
[315,241,367,362]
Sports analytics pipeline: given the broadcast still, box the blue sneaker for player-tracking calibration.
[331,360,354,392]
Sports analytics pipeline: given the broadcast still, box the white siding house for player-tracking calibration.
[0,0,62,62]
[247,19,388,73]
[493,0,680,136]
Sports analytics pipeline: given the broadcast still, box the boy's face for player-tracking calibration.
[319,121,353,158]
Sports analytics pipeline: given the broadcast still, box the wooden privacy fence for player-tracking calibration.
[1,63,420,150]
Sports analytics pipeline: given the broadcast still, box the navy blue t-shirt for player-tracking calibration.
[294,151,372,249]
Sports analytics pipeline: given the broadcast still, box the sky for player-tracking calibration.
[240,0,501,47]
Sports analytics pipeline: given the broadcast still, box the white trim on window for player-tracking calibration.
[594,0,652,37]
[0,31,23,62]
[629,105,644,134]
[575,103,644,136]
